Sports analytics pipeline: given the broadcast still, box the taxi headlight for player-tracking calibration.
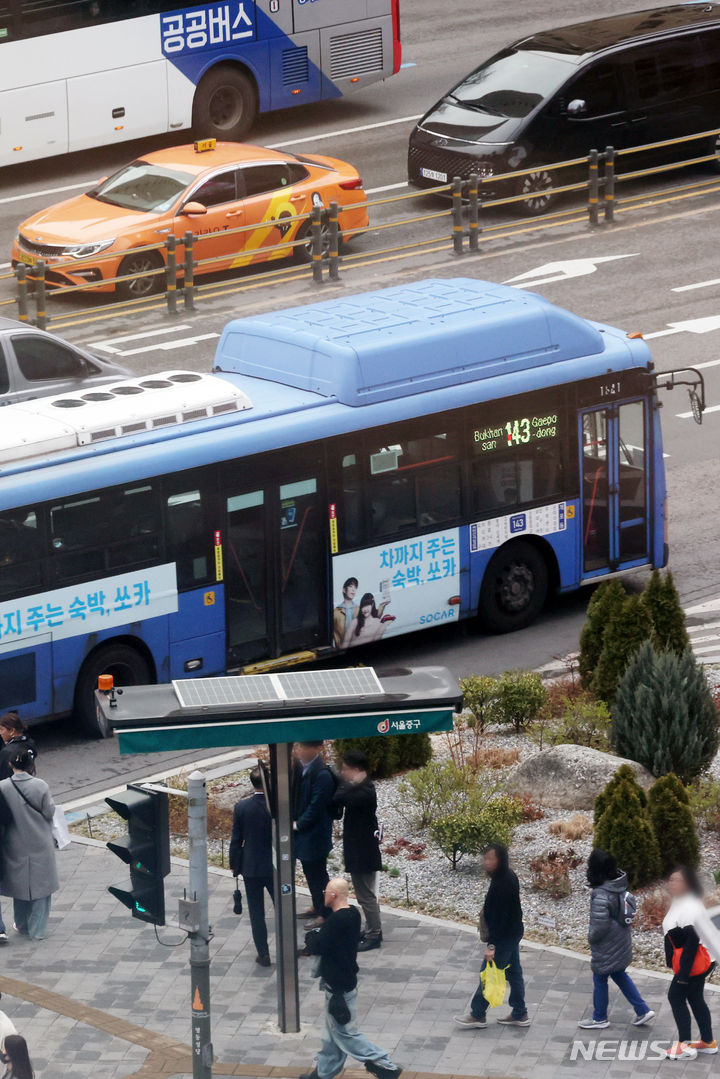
[64,239,116,259]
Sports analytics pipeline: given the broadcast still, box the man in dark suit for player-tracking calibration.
[333,749,384,951]
[229,767,274,967]
[293,741,334,924]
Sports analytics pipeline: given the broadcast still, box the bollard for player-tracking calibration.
[588,149,600,226]
[311,205,324,284]
[34,260,48,330]
[467,173,480,254]
[165,235,178,316]
[183,231,196,311]
[328,200,340,281]
[452,177,464,255]
[604,146,616,223]
[15,263,29,323]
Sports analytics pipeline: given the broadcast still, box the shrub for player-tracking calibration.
[643,569,690,656]
[592,594,653,705]
[398,732,434,770]
[519,795,545,822]
[430,795,522,870]
[636,885,670,930]
[532,692,611,751]
[648,774,699,874]
[688,775,720,832]
[594,763,648,821]
[459,675,501,734]
[497,670,547,734]
[548,814,593,841]
[388,867,401,878]
[594,773,661,889]
[579,580,627,690]
[395,760,468,829]
[334,732,431,779]
[612,642,719,783]
[529,849,581,898]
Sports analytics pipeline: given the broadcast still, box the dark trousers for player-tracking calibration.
[243,875,274,959]
[668,973,713,1044]
[301,857,330,917]
[471,940,526,1020]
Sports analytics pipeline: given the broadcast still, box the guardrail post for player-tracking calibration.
[452,177,464,255]
[468,173,480,254]
[604,146,616,223]
[15,263,29,323]
[34,260,48,330]
[328,200,340,282]
[183,231,196,311]
[588,149,600,226]
[165,235,178,316]
[311,205,324,284]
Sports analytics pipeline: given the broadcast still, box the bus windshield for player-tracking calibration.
[449,49,570,118]
[89,162,195,213]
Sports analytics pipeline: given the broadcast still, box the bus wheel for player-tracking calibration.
[479,540,549,633]
[513,168,556,215]
[192,66,257,141]
[74,643,153,739]
[117,250,165,300]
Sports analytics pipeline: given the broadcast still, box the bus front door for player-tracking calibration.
[277,477,327,654]
[580,401,648,577]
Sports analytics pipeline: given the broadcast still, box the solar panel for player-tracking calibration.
[173,675,279,709]
[172,668,384,710]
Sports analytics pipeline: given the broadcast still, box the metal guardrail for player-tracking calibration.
[10,125,720,330]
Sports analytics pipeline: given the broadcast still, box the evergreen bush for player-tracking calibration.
[497,670,547,733]
[648,774,699,874]
[643,570,690,656]
[592,593,653,705]
[594,763,648,822]
[333,732,430,779]
[594,775,660,888]
[430,795,522,870]
[579,580,627,689]
[459,675,501,734]
[612,642,718,783]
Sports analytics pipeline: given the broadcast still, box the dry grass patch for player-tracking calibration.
[471,746,520,771]
[547,813,593,841]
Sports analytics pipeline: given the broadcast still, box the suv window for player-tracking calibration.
[0,350,8,395]
[191,169,237,208]
[12,335,91,382]
[630,37,705,102]
[568,63,622,117]
[241,163,292,198]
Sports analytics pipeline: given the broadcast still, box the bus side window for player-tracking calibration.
[165,487,212,589]
[367,428,461,537]
[49,493,106,578]
[107,483,160,569]
[339,452,363,547]
[0,507,43,600]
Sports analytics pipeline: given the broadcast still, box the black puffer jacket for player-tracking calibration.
[588,871,632,975]
[483,844,524,944]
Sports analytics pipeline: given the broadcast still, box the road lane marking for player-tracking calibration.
[677,403,720,417]
[366,181,408,194]
[0,180,92,205]
[646,314,720,339]
[505,254,638,288]
[673,278,720,292]
[0,262,11,270]
[89,325,193,352]
[118,332,219,357]
[268,114,422,149]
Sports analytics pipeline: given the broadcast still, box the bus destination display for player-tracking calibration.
[473,413,559,453]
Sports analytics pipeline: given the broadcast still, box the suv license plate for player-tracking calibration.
[420,167,447,183]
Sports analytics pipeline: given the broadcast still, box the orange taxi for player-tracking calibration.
[11,141,368,300]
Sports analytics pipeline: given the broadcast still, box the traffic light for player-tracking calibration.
[105,784,170,926]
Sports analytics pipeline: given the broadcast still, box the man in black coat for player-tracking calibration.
[293,741,335,923]
[229,767,274,967]
[332,750,383,952]
[454,843,529,1029]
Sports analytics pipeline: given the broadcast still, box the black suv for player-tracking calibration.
[408,4,720,213]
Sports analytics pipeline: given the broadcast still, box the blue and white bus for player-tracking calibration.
[0,0,401,167]
[0,278,676,735]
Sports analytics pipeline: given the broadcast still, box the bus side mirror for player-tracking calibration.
[567,99,587,118]
[181,202,207,217]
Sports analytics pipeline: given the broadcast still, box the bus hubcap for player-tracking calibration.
[209,86,244,130]
[499,562,534,612]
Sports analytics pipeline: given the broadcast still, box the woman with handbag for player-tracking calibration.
[0,749,58,941]
[663,866,720,1060]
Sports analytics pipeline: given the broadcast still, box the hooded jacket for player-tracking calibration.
[588,871,632,975]
[482,845,524,943]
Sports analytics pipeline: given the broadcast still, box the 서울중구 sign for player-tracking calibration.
[0,563,178,646]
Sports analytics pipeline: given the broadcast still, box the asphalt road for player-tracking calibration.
[2,0,719,799]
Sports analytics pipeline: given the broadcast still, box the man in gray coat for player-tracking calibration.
[0,747,58,940]
[578,850,655,1029]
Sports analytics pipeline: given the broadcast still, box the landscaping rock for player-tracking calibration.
[506,744,654,810]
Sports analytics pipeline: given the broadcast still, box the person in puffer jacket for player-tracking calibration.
[577,850,655,1030]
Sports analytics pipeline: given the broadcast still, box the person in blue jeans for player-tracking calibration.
[454,843,529,1029]
[578,849,655,1030]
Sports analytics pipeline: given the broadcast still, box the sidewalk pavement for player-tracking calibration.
[2,838,716,1079]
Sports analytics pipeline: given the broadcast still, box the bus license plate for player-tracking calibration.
[17,251,37,267]
[421,167,447,183]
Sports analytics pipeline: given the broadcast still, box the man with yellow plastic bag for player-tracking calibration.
[454,844,530,1029]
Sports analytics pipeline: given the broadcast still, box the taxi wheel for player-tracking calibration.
[117,251,165,301]
[193,65,257,141]
[293,220,341,263]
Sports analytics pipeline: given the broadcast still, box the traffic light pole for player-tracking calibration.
[187,770,212,1079]
[269,743,300,1033]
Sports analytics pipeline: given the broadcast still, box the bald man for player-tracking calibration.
[300,878,402,1079]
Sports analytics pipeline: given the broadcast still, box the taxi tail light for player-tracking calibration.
[339,178,363,190]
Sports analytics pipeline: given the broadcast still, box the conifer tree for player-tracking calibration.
[648,774,699,874]
[594,762,648,823]
[595,782,661,889]
[592,593,653,705]
[579,580,627,690]
[643,570,690,656]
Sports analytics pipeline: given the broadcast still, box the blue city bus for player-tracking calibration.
[0,0,401,168]
[0,278,672,735]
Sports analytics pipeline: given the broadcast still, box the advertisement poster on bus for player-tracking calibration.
[331,528,461,649]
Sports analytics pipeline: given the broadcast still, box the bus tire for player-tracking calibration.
[117,250,165,301]
[74,642,153,739]
[192,65,257,142]
[479,540,549,633]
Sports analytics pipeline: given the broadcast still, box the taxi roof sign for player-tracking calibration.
[194,138,216,153]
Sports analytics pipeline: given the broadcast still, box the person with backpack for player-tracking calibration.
[577,850,654,1031]
[293,742,335,927]
[662,865,720,1060]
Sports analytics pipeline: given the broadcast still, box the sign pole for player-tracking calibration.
[187,770,212,1078]
[269,743,300,1033]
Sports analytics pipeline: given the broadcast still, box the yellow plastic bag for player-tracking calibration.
[480,960,507,1008]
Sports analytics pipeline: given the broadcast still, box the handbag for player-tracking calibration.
[232,877,243,915]
[51,806,72,850]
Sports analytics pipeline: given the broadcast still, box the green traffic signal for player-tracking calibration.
[105,784,170,926]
